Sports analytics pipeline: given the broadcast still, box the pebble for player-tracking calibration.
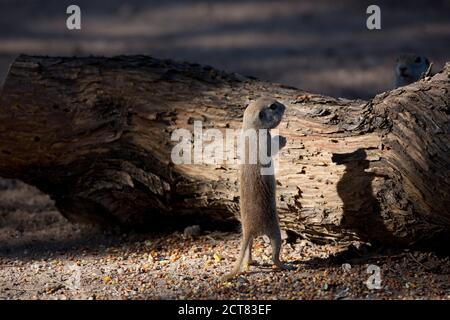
[183,225,202,238]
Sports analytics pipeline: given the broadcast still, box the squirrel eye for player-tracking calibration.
[258,110,266,120]
[269,103,278,110]
[415,57,421,63]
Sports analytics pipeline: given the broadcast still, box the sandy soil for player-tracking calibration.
[0,0,450,300]
[0,181,449,300]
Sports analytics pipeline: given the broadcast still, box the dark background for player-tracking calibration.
[1,0,449,99]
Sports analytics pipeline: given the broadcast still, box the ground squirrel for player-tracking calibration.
[221,97,289,281]
[394,53,431,88]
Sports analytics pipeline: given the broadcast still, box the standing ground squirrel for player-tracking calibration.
[394,53,431,88]
[221,97,289,281]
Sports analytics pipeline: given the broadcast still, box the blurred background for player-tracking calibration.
[0,0,449,100]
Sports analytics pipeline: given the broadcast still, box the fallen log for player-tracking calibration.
[0,55,449,245]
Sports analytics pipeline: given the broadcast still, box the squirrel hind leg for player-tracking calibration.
[269,229,293,270]
[221,232,253,281]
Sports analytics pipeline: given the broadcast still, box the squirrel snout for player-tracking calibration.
[398,66,408,76]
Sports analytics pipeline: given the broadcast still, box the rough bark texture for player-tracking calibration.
[0,55,449,245]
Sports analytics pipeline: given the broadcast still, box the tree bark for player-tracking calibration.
[0,55,449,246]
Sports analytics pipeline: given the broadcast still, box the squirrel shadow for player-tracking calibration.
[331,148,395,246]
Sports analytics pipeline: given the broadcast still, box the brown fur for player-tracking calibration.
[222,97,288,281]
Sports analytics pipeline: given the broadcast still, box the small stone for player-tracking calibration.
[144,240,152,247]
[335,288,349,300]
[342,263,352,272]
[213,253,222,262]
[183,225,202,238]
[237,276,249,284]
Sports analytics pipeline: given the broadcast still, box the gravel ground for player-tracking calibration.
[1,181,449,300]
